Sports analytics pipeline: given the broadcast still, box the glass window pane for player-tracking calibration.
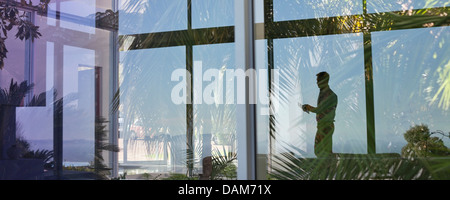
[0,26,26,92]
[254,0,264,23]
[60,0,96,34]
[0,10,52,177]
[271,33,366,157]
[255,39,269,154]
[255,39,270,179]
[119,0,187,35]
[47,2,57,26]
[15,42,55,162]
[4,0,448,181]
[192,0,234,29]
[62,45,96,166]
[273,0,362,22]
[0,0,117,180]
[373,27,450,154]
[193,43,237,179]
[368,0,448,14]
[119,46,187,174]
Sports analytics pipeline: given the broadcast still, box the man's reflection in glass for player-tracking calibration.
[300,72,338,157]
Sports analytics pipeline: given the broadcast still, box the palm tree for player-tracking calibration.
[0,79,33,159]
[93,116,120,180]
[0,79,48,159]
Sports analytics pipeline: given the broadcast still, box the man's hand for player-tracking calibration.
[299,103,312,113]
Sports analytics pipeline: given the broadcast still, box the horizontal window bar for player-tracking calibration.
[119,7,448,49]
[119,26,234,50]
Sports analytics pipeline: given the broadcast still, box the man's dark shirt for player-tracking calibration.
[315,87,337,124]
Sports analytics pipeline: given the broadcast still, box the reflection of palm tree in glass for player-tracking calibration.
[0,79,45,159]
[300,72,337,157]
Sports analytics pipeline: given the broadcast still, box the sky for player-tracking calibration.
[372,26,450,152]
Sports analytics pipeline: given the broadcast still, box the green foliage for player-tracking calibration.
[0,79,49,165]
[403,125,431,144]
[270,145,435,180]
[271,124,450,180]
[0,79,33,106]
[431,61,450,111]
[63,165,93,172]
[141,173,162,180]
[401,124,450,158]
[0,0,49,69]
[111,172,127,180]
[16,137,54,170]
[163,173,198,180]
[210,148,237,180]
[93,116,120,180]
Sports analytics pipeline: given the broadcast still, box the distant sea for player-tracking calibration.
[28,139,95,163]
[63,161,91,167]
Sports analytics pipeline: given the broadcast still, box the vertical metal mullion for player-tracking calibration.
[187,0,192,31]
[110,0,120,178]
[362,0,376,154]
[248,0,257,180]
[236,0,257,180]
[186,0,194,177]
[186,44,194,177]
[52,0,64,179]
[53,44,63,179]
[24,11,35,105]
[264,0,274,177]
[364,33,376,155]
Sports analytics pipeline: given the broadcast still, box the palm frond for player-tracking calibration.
[270,142,436,180]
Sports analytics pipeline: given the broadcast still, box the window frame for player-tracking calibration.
[117,0,449,180]
[261,0,449,159]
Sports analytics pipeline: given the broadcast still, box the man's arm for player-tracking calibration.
[299,103,317,113]
[305,104,317,113]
